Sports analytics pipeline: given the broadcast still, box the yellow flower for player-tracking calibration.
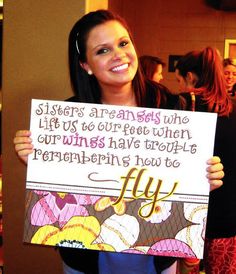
[95,197,132,215]
[31,215,114,251]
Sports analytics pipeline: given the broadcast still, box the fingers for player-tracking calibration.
[207,169,224,188]
[206,156,224,192]
[206,155,224,176]
[15,130,31,138]
[14,130,31,144]
[206,167,224,179]
[207,170,224,192]
[14,130,32,148]
[13,130,33,165]
[209,180,223,191]
[14,142,33,153]
[206,162,224,173]
[206,156,221,165]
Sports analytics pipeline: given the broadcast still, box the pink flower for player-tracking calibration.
[31,191,100,227]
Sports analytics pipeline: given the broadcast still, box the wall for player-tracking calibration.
[109,0,236,91]
[2,1,107,273]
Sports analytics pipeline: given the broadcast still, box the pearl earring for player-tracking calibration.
[88,70,93,75]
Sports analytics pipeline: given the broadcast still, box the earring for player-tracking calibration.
[88,70,93,75]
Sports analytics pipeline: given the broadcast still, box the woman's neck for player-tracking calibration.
[101,83,137,107]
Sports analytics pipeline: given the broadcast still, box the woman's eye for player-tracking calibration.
[96,48,109,55]
[119,41,129,47]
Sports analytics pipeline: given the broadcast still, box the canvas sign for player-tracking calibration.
[24,99,217,259]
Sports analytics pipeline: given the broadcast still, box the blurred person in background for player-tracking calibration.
[175,47,236,274]
[223,58,236,99]
[139,55,166,83]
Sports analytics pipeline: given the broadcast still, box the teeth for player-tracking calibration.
[112,63,128,71]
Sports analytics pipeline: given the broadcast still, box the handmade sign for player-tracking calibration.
[24,99,217,259]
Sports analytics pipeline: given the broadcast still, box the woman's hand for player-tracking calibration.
[206,156,224,191]
[13,130,33,165]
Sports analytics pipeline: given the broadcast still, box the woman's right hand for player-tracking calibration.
[13,130,33,165]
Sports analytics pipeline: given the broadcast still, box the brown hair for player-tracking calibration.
[223,58,236,68]
[139,55,165,80]
[175,47,232,116]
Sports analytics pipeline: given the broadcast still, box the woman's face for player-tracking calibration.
[82,20,138,90]
[175,69,189,94]
[152,64,163,83]
[223,64,236,92]
[175,69,198,94]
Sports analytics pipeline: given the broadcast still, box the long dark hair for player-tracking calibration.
[175,47,232,116]
[68,9,147,106]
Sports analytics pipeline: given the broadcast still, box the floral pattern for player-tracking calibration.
[31,215,114,252]
[94,197,133,215]
[31,191,100,227]
[25,190,205,259]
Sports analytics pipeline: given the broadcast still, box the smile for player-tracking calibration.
[111,63,129,72]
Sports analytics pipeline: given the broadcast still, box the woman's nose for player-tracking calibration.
[113,48,125,59]
[228,72,234,78]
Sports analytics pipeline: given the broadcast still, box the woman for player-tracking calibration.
[223,58,236,99]
[14,10,224,274]
[175,47,236,274]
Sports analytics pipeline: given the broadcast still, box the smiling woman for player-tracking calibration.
[81,21,138,101]
[223,58,236,97]
[13,8,226,274]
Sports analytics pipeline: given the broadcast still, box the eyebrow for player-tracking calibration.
[92,43,109,51]
[91,35,130,52]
